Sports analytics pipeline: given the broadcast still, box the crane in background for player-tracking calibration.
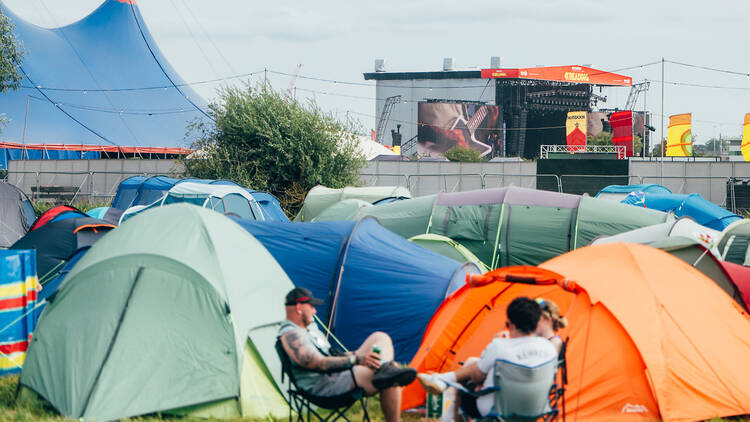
[375,95,402,144]
[625,80,650,110]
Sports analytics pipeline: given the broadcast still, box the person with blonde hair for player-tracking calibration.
[535,298,568,354]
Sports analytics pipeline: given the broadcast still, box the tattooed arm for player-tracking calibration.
[281,329,356,372]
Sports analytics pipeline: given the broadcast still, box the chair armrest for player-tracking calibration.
[444,380,500,397]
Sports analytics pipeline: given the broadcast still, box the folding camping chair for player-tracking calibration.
[275,339,370,422]
[447,336,569,422]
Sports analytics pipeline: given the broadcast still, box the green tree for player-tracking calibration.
[0,10,24,128]
[588,131,643,156]
[182,84,365,216]
[444,146,484,162]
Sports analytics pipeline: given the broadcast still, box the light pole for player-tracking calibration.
[660,58,664,179]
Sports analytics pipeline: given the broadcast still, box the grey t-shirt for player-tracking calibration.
[278,320,333,391]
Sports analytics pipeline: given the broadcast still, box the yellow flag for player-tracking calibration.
[565,111,587,151]
[742,114,750,161]
[666,113,692,156]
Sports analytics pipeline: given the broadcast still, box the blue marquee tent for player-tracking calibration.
[621,192,741,231]
[232,217,478,361]
[0,0,212,147]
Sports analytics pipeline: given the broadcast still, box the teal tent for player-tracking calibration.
[19,204,291,420]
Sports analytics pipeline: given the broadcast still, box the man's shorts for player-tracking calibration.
[308,370,356,397]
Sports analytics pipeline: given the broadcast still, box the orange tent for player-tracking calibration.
[403,243,750,421]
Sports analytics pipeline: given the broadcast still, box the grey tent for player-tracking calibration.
[0,182,36,247]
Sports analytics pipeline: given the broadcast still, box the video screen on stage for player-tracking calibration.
[417,101,502,158]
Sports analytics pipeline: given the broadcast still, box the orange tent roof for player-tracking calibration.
[404,243,750,421]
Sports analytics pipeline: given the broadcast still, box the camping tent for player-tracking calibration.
[294,185,412,222]
[85,207,124,225]
[0,182,36,247]
[349,187,670,268]
[29,205,86,232]
[408,234,489,273]
[592,216,721,257]
[19,205,292,420]
[10,217,115,280]
[120,182,266,223]
[595,184,671,201]
[716,220,750,266]
[311,199,373,222]
[111,175,181,210]
[647,237,750,311]
[248,191,289,222]
[403,243,750,421]
[621,192,741,231]
[111,176,288,221]
[232,217,479,362]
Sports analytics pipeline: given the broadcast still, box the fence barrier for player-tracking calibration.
[2,169,740,212]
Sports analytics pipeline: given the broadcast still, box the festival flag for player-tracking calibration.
[0,249,40,376]
[742,114,750,162]
[610,110,634,157]
[566,111,587,152]
[666,113,693,156]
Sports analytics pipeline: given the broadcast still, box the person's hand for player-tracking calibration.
[356,350,381,370]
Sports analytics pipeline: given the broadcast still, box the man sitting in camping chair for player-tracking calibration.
[278,288,417,422]
[417,297,559,421]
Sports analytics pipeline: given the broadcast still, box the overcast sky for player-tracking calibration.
[3,0,748,142]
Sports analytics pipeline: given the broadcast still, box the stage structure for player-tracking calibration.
[365,59,632,159]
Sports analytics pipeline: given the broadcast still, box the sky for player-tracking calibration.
[3,0,748,143]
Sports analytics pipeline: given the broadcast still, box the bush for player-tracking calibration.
[182,84,365,216]
[444,146,485,162]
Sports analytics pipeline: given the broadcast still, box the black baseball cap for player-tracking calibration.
[285,287,324,306]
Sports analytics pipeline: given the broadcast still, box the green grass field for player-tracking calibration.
[2,374,749,422]
[0,375,428,422]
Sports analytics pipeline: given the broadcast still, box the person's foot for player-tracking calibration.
[417,373,447,395]
[372,361,417,390]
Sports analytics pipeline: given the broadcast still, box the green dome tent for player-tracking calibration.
[311,198,373,222]
[19,204,291,420]
[341,187,670,268]
[408,234,489,272]
[294,185,411,222]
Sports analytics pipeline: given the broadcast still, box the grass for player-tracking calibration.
[0,375,427,422]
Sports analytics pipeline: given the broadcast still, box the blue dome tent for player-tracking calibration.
[232,217,479,361]
[0,0,212,148]
[111,175,289,221]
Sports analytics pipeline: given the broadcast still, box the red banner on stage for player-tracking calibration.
[481,65,632,86]
[610,110,634,157]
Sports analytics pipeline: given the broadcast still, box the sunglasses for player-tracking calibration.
[536,298,550,311]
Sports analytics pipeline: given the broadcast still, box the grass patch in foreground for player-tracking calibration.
[0,375,426,422]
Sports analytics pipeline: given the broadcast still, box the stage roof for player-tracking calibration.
[481,65,632,86]
[0,0,213,147]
